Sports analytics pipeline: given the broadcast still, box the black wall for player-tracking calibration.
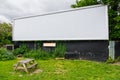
[64,40,109,61]
[14,41,36,49]
[14,40,109,61]
[115,41,120,58]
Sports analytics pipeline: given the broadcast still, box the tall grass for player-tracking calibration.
[24,44,66,59]
[24,49,49,60]
[53,44,66,57]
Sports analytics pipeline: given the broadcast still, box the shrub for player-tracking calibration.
[0,48,15,61]
[13,44,28,56]
[24,49,49,60]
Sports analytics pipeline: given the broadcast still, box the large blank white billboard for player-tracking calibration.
[13,5,108,41]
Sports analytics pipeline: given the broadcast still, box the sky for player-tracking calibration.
[0,0,75,23]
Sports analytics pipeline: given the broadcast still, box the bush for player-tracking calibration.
[24,49,49,60]
[13,44,28,56]
[0,48,15,61]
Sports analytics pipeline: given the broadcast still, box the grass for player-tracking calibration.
[0,59,120,80]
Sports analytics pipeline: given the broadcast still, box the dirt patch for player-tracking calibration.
[113,62,120,66]
[55,58,65,60]
[29,69,43,75]
[33,69,43,74]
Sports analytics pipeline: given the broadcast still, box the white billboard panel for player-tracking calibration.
[13,5,108,41]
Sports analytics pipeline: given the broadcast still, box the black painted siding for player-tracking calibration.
[64,40,109,61]
[14,40,109,61]
[115,41,120,58]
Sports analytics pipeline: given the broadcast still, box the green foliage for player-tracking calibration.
[53,44,66,57]
[71,0,120,40]
[13,44,28,56]
[106,1,120,40]
[0,23,12,46]
[0,48,15,61]
[115,56,120,62]
[106,56,120,63]
[71,0,98,8]
[106,57,115,63]
[24,44,66,59]
[24,49,49,60]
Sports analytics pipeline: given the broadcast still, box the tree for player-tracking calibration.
[71,0,120,40]
[0,23,12,46]
[71,0,98,8]
[102,0,120,40]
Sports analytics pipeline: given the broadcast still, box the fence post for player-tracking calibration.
[109,41,115,60]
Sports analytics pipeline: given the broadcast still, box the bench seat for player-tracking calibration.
[27,63,38,69]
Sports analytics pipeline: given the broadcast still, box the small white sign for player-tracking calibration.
[43,43,56,47]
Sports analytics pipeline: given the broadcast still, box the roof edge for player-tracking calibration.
[13,4,106,20]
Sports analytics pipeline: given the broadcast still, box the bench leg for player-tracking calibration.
[14,63,19,71]
[22,64,29,73]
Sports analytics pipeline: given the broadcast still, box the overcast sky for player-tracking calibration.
[0,0,75,23]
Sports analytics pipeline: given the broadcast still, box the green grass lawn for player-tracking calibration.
[0,59,120,80]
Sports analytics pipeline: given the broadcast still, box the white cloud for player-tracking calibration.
[0,0,46,18]
[0,0,75,23]
[0,15,11,23]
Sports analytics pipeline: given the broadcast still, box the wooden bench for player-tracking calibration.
[14,59,38,73]
[27,63,38,69]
